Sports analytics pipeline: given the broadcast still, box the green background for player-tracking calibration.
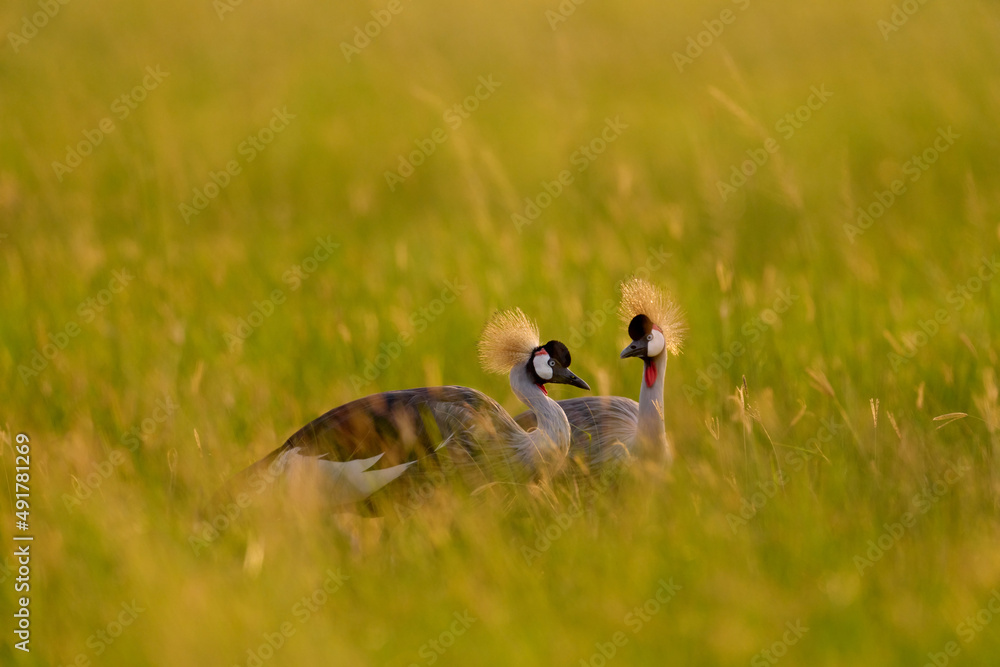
[2,0,999,664]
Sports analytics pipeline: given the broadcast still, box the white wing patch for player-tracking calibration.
[280,447,416,506]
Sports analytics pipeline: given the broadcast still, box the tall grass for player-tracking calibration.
[2,0,1000,664]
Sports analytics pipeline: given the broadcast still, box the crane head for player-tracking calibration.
[528,340,590,391]
[618,277,686,358]
[620,314,665,360]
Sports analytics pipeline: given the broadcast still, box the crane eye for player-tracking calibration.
[646,328,666,357]
[548,359,555,367]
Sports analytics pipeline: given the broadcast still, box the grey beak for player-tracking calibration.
[620,340,646,359]
[551,366,591,391]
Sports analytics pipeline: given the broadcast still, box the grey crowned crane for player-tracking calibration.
[514,278,685,471]
[229,309,590,511]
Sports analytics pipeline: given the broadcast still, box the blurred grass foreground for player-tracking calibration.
[2,0,1000,665]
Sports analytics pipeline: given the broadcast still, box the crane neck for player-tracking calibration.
[636,352,670,464]
[509,365,571,474]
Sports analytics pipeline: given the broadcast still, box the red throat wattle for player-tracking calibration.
[538,384,548,395]
[644,363,657,388]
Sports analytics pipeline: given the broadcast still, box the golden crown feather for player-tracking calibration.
[478,308,541,374]
[619,277,687,354]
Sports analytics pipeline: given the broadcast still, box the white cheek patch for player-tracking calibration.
[533,351,554,380]
[647,328,666,357]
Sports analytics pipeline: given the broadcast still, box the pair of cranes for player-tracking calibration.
[232,277,685,511]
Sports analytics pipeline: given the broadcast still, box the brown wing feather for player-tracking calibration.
[285,386,520,464]
[228,386,529,510]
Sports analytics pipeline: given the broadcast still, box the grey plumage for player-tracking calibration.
[227,310,590,511]
[517,395,642,469]
[515,278,685,473]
